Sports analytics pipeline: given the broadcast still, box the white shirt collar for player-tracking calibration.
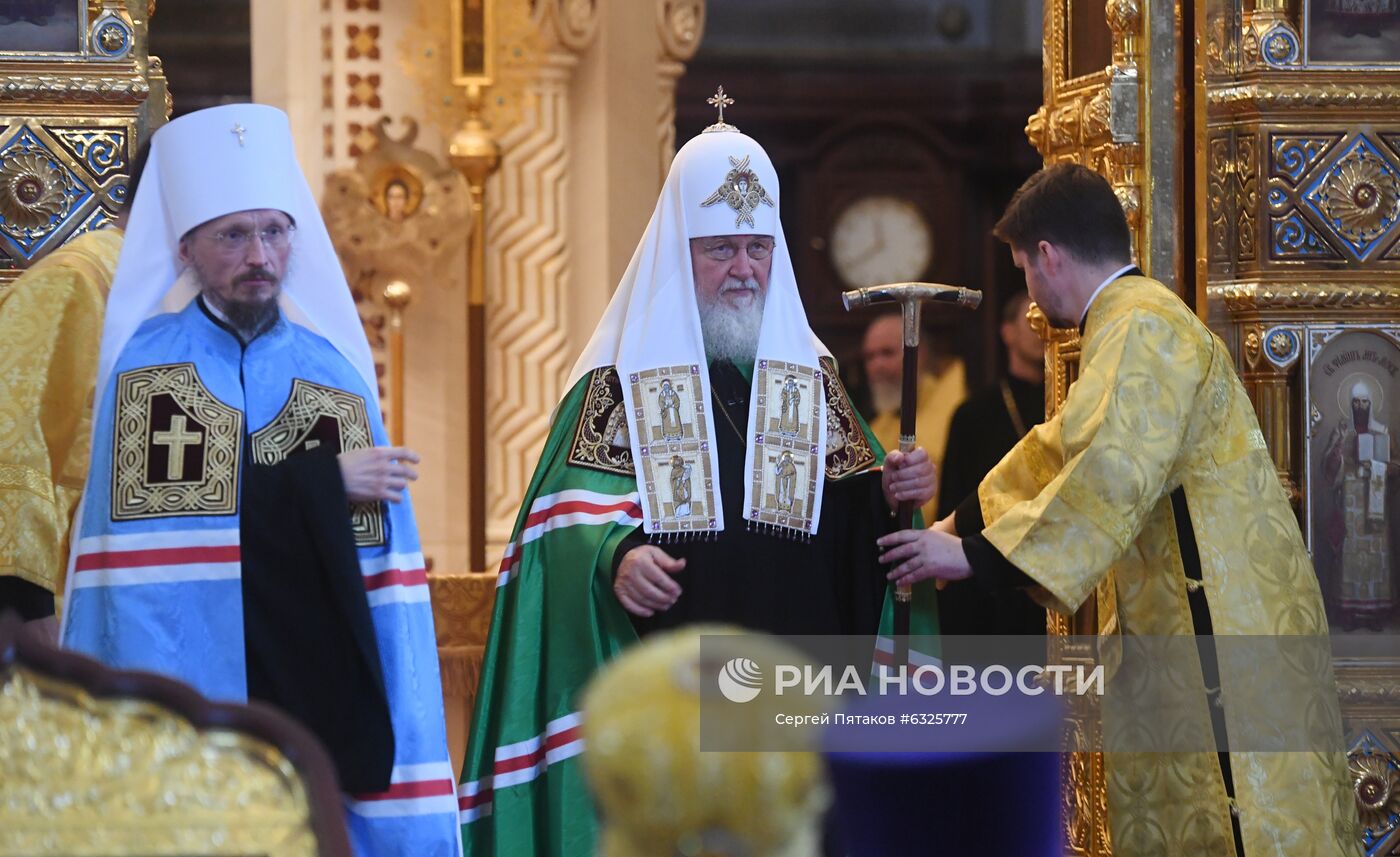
[1079,264,1137,327]
[199,292,231,324]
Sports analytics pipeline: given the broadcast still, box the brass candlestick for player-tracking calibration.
[449,85,501,575]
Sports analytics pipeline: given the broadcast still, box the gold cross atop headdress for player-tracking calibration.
[703,86,739,134]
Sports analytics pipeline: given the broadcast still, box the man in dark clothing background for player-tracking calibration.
[935,290,1046,636]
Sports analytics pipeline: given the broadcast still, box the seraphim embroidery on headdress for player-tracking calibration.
[700,154,775,229]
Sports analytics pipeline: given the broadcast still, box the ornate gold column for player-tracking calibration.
[656,0,704,185]
[1237,321,1300,503]
[1026,1,1165,854]
[1200,3,1400,846]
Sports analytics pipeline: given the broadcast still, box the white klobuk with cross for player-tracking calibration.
[748,360,823,532]
[628,365,718,535]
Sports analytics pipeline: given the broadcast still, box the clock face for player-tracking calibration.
[829,195,934,289]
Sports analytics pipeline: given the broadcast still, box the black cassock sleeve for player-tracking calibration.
[0,576,54,621]
[936,399,982,521]
[613,468,894,638]
[240,447,395,794]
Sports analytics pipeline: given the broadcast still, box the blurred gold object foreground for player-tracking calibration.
[581,626,829,857]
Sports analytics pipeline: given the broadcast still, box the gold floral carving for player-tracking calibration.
[0,76,149,103]
[1237,134,1257,261]
[1210,281,1400,312]
[0,0,166,289]
[1312,149,1400,249]
[1239,4,1301,70]
[429,572,498,732]
[1211,82,1400,114]
[1108,144,1142,236]
[1243,327,1263,369]
[0,667,316,857]
[0,152,75,237]
[1349,753,1399,833]
[1083,88,1111,140]
[1337,677,1400,705]
[1105,0,1141,63]
[1207,135,1232,263]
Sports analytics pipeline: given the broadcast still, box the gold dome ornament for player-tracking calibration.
[580,626,830,857]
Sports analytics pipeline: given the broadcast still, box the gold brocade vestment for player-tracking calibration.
[0,229,120,596]
[978,276,1357,856]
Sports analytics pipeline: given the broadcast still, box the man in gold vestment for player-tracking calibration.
[878,164,1357,857]
[0,228,123,637]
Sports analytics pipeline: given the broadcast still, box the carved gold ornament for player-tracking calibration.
[1311,149,1400,250]
[98,22,126,52]
[0,151,74,237]
[1349,753,1399,833]
[1244,329,1262,367]
[699,155,774,229]
[0,666,318,857]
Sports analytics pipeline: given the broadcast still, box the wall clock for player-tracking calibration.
[829,194,934,289]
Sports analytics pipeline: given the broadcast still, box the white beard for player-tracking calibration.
[869,379,902,414]
[698,277,765,363]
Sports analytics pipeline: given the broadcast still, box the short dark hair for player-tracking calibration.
[993,163,1132,266]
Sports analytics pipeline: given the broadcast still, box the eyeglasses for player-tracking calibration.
[201,224,296,254]
[701,238,774,262]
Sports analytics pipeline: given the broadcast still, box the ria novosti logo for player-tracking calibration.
[714,657,1105,702]
[717,657,763,703]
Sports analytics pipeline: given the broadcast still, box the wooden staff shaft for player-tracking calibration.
[893,302,922,666]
